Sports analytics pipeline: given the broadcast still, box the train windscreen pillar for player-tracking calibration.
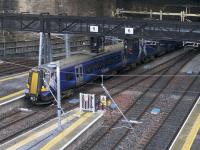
[80,93,95,113]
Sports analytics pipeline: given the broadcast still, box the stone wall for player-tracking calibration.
[0,0,116,42]
[1,0,116,16]
[117,0,200,12]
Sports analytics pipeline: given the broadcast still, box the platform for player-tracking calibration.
[181,53,200,74]
[0,73,27,104]
[0,108,104,150]
[170,97,200,150]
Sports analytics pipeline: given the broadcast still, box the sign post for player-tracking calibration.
[38,32,43,66]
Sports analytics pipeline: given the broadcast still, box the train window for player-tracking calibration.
[76,68,79,78]
[28,71,32,84]
[86,67,89,74]
[80,67,83,77]
[66,73,73,81]
[86,66,93,74]
[44,72,50,83]
[106,59,113,65]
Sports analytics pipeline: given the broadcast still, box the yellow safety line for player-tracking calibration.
[40,113,93,150]
[6,111,83,150]
[0,90,24,101]
[0,73,28,83]
[182,114,200,150]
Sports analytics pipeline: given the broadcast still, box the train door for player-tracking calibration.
[139,39,147,59]
[122,40,128,66]
[75,64,84,85]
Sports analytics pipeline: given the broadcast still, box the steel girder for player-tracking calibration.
[0,13,199,41]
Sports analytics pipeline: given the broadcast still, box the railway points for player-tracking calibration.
[0,108,104,150]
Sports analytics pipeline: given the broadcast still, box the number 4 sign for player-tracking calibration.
[90,26,99,33]
[125,27,134,35]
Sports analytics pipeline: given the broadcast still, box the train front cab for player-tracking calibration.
[124,39,140,65]
[26,69,52,104]
[26,70,43,103]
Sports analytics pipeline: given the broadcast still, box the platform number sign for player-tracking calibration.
[90,26,99,33]
[125,27,134,35]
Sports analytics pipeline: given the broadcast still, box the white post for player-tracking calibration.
[56,61,62,130]
[64,34,70,58]
[183,11,185,22]
[39,32,43,66]
[48,33,53,62]
[181,11,183,22]
[160,10,163,21]
[92,94,95,113]
[150,9,153,19]
[80,93,83,112]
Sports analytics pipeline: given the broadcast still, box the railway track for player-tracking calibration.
[0,49,195,146]
[0,103,77,144]
[0,109,36,131]
[145,73,200,150]
[113,53,198,150]
[76,50,189,97]
[0,59,37,77]
[78,50,198,150]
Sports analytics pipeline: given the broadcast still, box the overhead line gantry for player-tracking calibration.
[0,13,199,41]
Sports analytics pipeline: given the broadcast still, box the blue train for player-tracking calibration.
[25,39,182,104]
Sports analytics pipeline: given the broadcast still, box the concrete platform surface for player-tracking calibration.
[0,108,104,150]
[144,48,188,70]
[170,97,200,150]
[181,53,200,74]
[0,73,27,105]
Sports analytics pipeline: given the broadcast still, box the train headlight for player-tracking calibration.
[41,86,48,92]
[30,97,37,102]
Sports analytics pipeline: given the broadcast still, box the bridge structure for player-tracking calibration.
[0,13,199,41]
[0,13,199,64]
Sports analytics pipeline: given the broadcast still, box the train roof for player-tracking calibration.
[46,43,123,70]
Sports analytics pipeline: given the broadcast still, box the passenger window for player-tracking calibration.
[66,73,73,81]
[80,67,83,76]
[76,68,79,78]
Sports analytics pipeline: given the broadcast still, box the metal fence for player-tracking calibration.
[0,37,90,58]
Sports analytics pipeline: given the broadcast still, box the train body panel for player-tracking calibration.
[25,39,182,104]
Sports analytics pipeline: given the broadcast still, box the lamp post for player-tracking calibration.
[56,61,62,130]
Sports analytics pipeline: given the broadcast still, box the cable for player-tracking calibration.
[2,60,200,94]
[2,59,200,77]
[4,59,198,95]
[60,69,200,77]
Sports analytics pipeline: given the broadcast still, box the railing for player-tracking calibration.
[0,38,90,58]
